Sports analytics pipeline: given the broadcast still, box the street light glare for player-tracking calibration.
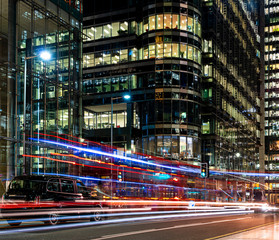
[39,50,51,61]
[123,95,131,100]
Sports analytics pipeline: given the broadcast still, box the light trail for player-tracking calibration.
[0,210,254,234]
[50,153,182,177]
[34,132,87,146]
[36,172,220,193]
[32,139,198,174]
[0,207,250,220]
[32,138,279,179]
[25,154,157,177]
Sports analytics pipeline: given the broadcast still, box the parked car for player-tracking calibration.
[1,175,106,226]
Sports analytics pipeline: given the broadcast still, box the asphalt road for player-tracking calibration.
[0,213,277,240]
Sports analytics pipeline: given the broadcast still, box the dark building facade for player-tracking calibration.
[0,0,83,193]
[82,0,263,171]
[83,0,202,165]
[201,0,263,172]
[265,0,279,204]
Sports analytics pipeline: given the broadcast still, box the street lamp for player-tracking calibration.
[110,94,131,147]
[23,50,51,175]
[110,94,130,199]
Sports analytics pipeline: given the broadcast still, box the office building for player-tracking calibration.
[265,0,279,204]
[82,0,263,173]
[0,0,83,193]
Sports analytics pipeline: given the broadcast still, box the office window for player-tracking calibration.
[129,48,137,61]
[180,43,187,58]
[103,51,111,65]
[102,78,111,92]
[164,43,172,57]
[149,16,156,30]
[188,16,193,32]
[103,24,111,38]
[172,14,179,29]
[120,21,128,33]
[112,50,120,64]
[180,15,187,30]
[157,14,163,29]
[149,44,156,58]
[120,49,128,63]
[112,22,119,37]
[144,46,149,59]
[156,44,163,58]
[164,14,172,29]
[188,45,193,60]
[172,43,179,58]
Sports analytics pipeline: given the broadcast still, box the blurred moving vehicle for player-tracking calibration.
[1,175,106,226]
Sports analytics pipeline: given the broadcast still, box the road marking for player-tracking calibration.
[204,220,279,240]
[91,217,251,240]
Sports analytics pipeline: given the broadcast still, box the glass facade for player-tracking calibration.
[202,0,263,171]
[265,0,279,204]
[83,0,202,163]
[0,0,82,188]
[0,0,15,194]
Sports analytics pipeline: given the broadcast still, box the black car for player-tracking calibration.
[1,175,105,226]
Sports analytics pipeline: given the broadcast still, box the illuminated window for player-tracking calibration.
[111,22,119,37]
[180,43,187,58]
[172,14,179,29]
[120,49,128,63]
[172,43,179,58]
[112,50,120,64]
[188,16,193,32]
[103,51,111,65]
[149,44,156,58]
[143,18,148,32]
[156,44,163,58]
[180,15,187,31]
[144,46,149,59]
[103,24,111,38]
[129,48,137,61]
[149,16,155,30]
[157,14,163,29]
[164,14,171,29]
[95,26,102,40]
[188,45,193,60]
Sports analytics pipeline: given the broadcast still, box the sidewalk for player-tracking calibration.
[218,222,279,239]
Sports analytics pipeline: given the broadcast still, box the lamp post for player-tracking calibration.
[23,50,51,175]
[110,94,131,147]
[110,94,130,199]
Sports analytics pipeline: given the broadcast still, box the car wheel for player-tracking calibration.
[45,211,60,225]
[7,219,22,227]
[90,205,104,222]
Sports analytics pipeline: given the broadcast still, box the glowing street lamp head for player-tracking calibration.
[39,50,51,61]
[123,94,131,100]
[236,153,241,158]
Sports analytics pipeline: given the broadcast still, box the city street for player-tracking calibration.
[0,213,277,240]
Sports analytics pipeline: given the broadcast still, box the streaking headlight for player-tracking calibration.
[261,204,270,212]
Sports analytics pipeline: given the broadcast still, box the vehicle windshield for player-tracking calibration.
[8,179,42,192]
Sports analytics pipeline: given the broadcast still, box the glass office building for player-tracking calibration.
[202,0,263,171]
[83,0,202,164]
[82,0,263,170]
[265,0,279,204]
[0,0,83,192]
